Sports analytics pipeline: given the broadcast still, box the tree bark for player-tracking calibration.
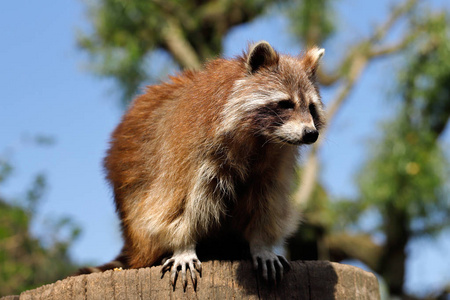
[379,206,409,297]
[2,260,379,299]
[161,19,202,70]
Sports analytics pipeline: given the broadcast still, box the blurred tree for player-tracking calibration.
[288,0,335,48]
[0,153,81,297]
[80,0,450,298]
[323,13,450,298]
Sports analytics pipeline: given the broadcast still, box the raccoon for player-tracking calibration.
[79,41,325,290]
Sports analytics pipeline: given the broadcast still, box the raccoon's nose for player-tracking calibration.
[302,128,319,144]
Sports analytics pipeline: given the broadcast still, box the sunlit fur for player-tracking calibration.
[86,42,325,272]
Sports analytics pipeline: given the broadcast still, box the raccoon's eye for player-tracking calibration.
[309,103,318,118]
[277,100,295,110]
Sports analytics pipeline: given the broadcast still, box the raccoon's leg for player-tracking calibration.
[161,244,202,290]
[159,173,226,290]
[249,242,291,282]
[242,190,297,283]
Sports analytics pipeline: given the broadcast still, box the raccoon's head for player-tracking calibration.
[223,41,325,146]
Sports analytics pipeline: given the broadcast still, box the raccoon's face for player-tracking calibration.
[252,85,325,146]
[221,41,325,146]
[262,94,323,145]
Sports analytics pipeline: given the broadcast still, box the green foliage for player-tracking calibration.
[354,12,450,237]
[0,158,81,297]
[358,117,449,235]
[0,157,12,183]
[287,0,335,46]
[401,13,450,135]
[79,0,163,102]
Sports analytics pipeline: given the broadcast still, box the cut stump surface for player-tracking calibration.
[2,260,380,299]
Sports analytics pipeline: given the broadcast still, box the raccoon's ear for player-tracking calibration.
[302,47,325,77]
[246,41,279,74]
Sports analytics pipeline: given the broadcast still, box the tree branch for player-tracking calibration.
[294,148,319,206]
[369,40,412,57]
[370,0,418,43]
[325,233,383,271]
[152,0,196,32]
[161,19,202,70]
[369,26,422,58]
[317,68,341,86]
[326,54,368,123]
[316,0,418,86]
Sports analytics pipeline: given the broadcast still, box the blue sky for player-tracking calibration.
[1,0,449,296]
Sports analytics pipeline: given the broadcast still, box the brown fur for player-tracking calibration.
[83,42,325,273]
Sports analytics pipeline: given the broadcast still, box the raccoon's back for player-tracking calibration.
[104,83,177,199]
[104,60,246,206]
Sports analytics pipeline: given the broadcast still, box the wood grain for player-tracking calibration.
[2,260,380,299]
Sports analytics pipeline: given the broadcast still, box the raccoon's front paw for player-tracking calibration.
[250,246,291,283]
[161,247,202,291]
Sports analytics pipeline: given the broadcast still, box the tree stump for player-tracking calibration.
[2,260,379,299]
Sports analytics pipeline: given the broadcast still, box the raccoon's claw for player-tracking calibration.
[251,248,291,284]
[160,248,202,291]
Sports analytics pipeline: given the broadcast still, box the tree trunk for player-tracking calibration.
[379,206,409,297]
[2,260,379,299]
